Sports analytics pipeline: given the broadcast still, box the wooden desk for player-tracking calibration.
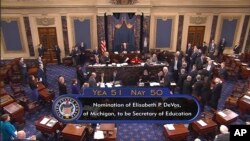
[37,82,46,91]
[215,109,239,125]
[192,118,217,135]
[164,124,189,141]
[37,82,55,102]
[238,95,250,114]
[0,95,15,108]
[3,102,24,123]
[35,116,60,134]
[62,124,86,141]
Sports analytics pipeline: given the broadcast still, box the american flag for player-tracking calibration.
[100,40,107,54]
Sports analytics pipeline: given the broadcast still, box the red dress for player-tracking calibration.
[131,57,142,64]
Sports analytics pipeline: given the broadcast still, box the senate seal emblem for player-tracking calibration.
[52,96,81,122]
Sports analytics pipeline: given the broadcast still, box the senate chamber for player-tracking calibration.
[1,0,250,141]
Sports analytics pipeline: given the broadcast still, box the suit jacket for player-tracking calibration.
[195,57,205,70]
[19,62,27,74]
[54,46,61,56]
[210,83,222,109]
[170,58,181,71]
[88,77,97,87]
[192,80,203,96]
[37,68,46,84]
[177,73,187,87]
[38,47,44,57]
[100,56,110,64]
[214,133,229,141]
[58,82,67,95]
[209,43,217,53]
[182,80,192,94]
[163,73,173,87]
[76,69,84,84]
[219,68,228,80]
[201,45,207,54]
[219,39,226,51]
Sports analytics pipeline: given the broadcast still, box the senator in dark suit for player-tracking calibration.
[182,75,192,95]
[88,72,97,87]
[38,44,45,57]
[192,75,203,97]
[37,65,48,87]
[210,78,223,110]
[177,69,187,93]
[54,45,61,64]
[218,62,228,80]
[218,38,226,57]
[58,76,67,95]
[19,58,28,84]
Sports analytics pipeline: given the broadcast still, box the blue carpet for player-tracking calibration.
[4,64,248,141]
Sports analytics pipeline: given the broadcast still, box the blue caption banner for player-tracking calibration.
[52,87,200,124]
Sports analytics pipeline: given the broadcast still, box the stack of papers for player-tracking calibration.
[243,95,250,100]
[106,83,113,88]
[46,119,57,127]
[197,120,207,127]
[40,117,50,125]
[150,82,160,86]
[94,131,105,139]
[218,111,227,117]
[170,82,176,86]
[100,83,105,88]
[164,124,175,130]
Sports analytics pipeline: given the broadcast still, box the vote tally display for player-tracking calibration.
[52,87,200,123]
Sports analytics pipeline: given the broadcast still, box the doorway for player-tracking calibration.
[187,26,205,49]
[38,27,58,63]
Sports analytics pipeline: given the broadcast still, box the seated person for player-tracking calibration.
[121,42,128,53]
[150,53,158,64]
[130,56,142,64]
[100,52,110,64]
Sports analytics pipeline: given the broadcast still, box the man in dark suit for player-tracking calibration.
[190,46,199,70]
[195,54,206,70]
[219,62,228,80]
[177,68,187,93]
[161,67,173,87]
[182,75,192,95]
[71,46,80,66]
[19,57,28,84]
[209,78,222,110]
[218,38,226,57]
[88,72,97,87]
[100,52,111,64]
[203,59,215,79]
[192,75,203,97]
[38,44,44,57]
[200,41,208,55]
[54,45,61,64]
[208,40,217,59]
[186,43,193,68]
[189,65,198,83]
[37,64,48,87]
[171,55,181,83]
[233,42,240,54]
[79,42,86,64]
